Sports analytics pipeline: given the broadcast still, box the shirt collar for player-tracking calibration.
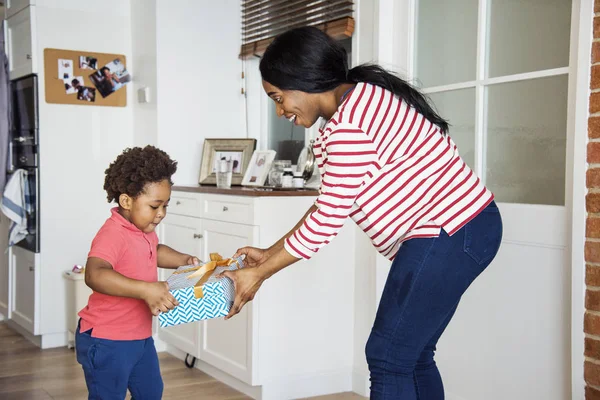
[110,207,144,234]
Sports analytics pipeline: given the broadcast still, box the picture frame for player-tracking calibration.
[199,138,257,185]
[242,150,277,187]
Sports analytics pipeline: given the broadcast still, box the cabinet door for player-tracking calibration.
[0,217,10,318]
[156,214,204,357]
[5,0,33,18]
[198,219,256,384]
[10,246,38,334]
[6,6,35,80]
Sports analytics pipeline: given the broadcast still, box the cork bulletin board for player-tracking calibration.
[43,48,130,107]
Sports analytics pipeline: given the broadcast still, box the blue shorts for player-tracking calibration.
[75,320,163,400]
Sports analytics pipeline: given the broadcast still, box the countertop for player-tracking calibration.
[172,185,319,197]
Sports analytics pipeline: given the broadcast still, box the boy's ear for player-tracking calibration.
[119,194,132,210]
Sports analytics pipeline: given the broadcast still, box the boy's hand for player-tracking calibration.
[142,281,179,316]
[185,255,200,266]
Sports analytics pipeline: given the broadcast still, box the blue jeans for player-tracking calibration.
[366,201,503,399]
[75,320,163,400]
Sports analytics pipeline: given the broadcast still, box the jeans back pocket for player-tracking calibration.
[463,203,503,266]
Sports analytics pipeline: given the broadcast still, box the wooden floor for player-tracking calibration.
[0,322,366,400]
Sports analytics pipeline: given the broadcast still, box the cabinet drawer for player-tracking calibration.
[6,0,34,19]
[7,6,36,80]
[169,194,202,217]
[203,197,253,225]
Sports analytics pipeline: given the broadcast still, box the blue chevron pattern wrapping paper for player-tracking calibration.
[158,256,243,327]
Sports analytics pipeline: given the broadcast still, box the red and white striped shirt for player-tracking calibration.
[284,83,494,261]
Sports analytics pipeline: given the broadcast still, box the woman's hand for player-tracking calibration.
[233,246,270,267]
[142,281,179,316]
[218,266,267,320]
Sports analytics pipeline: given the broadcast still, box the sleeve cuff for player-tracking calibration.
[87,251,116,267]
[284,235,316,260]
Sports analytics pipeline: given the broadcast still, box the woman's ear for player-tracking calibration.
[119,193,132,210]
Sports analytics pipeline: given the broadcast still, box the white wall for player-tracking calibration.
[35,0,133,336]
[156,0,245,185]
[131,0,158,147]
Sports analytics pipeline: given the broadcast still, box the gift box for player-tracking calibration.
[158,254,243,328]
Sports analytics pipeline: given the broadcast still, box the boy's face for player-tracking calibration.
[120,179,171,233]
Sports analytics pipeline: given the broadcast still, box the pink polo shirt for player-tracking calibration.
[78,207,158,340]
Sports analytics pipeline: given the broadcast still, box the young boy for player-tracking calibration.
[76,146,199,399]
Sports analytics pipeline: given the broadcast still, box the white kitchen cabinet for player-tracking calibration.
[159,188,358,400]
[5,5,37,80]
[198,219,256,384]
[10,245,39,334]
[157,214,203,357]
[0,216,10,318]
[5,0,34,19]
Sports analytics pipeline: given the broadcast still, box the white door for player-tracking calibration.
[6,6,35,80]
[10,246,38,334]
[198,219,255,385]
[157,214,204,358]
[387,1,573,399]
[0,217,10,319]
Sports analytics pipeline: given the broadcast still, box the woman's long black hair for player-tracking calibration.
[259,26,449,134]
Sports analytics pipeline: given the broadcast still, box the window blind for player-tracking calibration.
[240,0,355,58]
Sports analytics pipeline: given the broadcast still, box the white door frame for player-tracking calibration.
[364,0,590,398]
[568,0,593,398]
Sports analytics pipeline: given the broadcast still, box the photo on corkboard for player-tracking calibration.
[88,58,131,98]
[77,87,96,102]
[79,56,98,70]
[58,59,73,79]
[63,76,84,95]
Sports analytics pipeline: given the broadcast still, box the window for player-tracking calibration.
[415,0,572,205]
[240,0,355,58]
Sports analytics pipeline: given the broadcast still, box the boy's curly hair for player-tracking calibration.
[104,146,178,203]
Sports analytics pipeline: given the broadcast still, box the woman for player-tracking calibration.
[221,26,503,399]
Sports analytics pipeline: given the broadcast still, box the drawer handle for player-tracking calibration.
[176,201,182,205]
[26,54,32,60]
[223,206,228,212]
[29,266,34,271]
[193,233,203,239]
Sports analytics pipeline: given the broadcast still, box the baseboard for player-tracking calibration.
[6,320,67,349]
[6,319,41,347]
[166,345,262,399]
[445,391,468,400]
[40,331,68,349]
[352,368,370,397]
[166,345,357,400]
[260,368,353,400]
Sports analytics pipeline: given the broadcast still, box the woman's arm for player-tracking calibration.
[266,204,317,255]
[235,204,317,267]
[221,245,300,319]
[224,126,376,319]
[222,204,317,319]
[157,244,199,269]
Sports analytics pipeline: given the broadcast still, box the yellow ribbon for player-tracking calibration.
[172,253,237,299]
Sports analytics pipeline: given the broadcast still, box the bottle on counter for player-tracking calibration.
[281,168,294,188]
[293,171,304,188]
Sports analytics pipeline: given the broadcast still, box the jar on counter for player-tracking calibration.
[281,168,294,188]
[293,172,304,188]
[268,160,292,187]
